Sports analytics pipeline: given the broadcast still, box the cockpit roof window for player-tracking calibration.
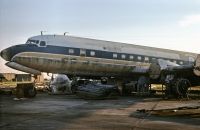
[26,39,39,44]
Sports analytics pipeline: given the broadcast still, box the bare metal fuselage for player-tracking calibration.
[1,35,197,79]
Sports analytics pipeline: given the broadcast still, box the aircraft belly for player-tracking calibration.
[11,52,150,76]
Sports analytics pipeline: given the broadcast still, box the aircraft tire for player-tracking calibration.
[175,78,191,98]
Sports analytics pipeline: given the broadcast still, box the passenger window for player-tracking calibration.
[80,49,86,56]
[137,56,142,61]
[144,57,149,62]
[36,40,39,44]
[113,54,118,58]
[90,51,95,56]
[179,61,183,65]
[69,49,74,54]
[121,54,126,59]
[129,55,134,60]
[40,41,46,46]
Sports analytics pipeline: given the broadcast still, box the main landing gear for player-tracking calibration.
[164,75,191,99]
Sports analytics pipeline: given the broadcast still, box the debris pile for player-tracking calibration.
[76,83,120,99]
[136,106,200,117]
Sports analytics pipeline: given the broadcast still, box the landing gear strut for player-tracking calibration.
[136,76,151,96]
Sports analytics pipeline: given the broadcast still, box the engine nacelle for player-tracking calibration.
[149,59,179,79]
[149,55,200,79]
[194,54,200,76]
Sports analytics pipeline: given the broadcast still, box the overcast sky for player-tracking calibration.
[0,0,200,72]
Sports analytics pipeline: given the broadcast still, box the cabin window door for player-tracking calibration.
[137,56,142,61]
[80,49,86,56]
[113,54,118,58]
[90,51,95,56]
[121,54,126,59]
[144,57,149,62]
[69,49,74,54]
[129,55,134,60]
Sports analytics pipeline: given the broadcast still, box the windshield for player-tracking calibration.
[26,39,39,44]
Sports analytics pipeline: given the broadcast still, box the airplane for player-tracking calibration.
[1,34,200,98]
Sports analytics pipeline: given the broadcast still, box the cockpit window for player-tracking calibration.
[26,39,39,44]
[40,41,46,46]
[36,40,39,44]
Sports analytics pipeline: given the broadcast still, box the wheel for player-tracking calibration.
[175,78,191,98]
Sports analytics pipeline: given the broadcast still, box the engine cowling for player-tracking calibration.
[149,59,179,80]
[194,54,200,76]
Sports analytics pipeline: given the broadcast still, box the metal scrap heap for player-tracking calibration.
[76,83,120,99]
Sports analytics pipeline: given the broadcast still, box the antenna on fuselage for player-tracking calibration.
[64,32,69,36]
[40,31,46,35]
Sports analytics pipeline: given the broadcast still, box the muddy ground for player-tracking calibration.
[0,93,200,130]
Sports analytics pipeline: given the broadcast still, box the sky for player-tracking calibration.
[0,0,200,73]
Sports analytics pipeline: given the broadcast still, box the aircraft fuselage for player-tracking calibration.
[0,35,197,79]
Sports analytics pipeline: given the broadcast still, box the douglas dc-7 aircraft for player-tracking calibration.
[1,34,200,97]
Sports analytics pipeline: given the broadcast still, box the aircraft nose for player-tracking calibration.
[0,48,11,61]
[0,50,2,57]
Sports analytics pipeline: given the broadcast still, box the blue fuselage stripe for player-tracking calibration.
[9,44,188,65]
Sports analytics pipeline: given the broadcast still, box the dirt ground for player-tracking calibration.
[0,93,200,130]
